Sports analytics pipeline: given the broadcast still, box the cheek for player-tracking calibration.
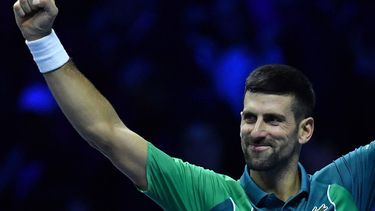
[240,123,252,135]
[240,139,246,152]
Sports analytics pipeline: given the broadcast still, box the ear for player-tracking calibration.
[297,117,314,144]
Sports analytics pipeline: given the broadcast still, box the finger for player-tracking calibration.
[13,1,26,17]
[27,0,38,11]
[19,0,32,14]
[33,0,58,16]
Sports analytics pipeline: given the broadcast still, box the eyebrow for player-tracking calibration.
[241,110,286,121]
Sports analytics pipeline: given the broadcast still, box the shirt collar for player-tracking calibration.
[239,162,310,206]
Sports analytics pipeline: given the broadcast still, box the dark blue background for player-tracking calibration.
[2,0,375,210]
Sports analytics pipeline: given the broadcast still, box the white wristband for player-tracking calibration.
[26,29,70,73]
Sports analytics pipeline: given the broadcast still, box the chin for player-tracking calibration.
[246,157,277,171]
[248,163,273,171]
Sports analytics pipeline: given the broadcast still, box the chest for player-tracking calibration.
[211,184,357,211]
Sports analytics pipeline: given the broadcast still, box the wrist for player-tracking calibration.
[26,29,70,73]
[24,29,53,42]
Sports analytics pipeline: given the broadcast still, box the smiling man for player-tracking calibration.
[240,66,315,203]
[13,0,374,210]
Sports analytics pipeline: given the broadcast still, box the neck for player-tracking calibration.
[249,161,300,202]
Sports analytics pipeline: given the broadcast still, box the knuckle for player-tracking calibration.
[13,2,21,10]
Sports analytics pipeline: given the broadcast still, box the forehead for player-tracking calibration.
[243,92,294,114]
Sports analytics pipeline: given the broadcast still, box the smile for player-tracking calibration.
[249,145,272,152]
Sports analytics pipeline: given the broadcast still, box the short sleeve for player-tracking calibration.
[141,142,236,211]
[315,140,375,211]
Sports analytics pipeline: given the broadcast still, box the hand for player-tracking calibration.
[13,0,58,41]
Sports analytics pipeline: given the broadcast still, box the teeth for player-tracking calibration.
[250,145,270,151]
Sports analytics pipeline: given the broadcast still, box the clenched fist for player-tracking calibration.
[13,0,58,41]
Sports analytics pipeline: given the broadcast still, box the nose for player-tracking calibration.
[250,119,267,139]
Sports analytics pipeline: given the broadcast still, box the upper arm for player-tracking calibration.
[89,123,149,189]
[332,140,375,210]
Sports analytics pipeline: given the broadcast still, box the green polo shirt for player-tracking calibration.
[142,141,374,210]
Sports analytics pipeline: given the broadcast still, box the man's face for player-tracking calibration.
[240,92,301,171]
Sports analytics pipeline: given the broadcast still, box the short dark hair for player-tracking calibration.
[245,64,315,121]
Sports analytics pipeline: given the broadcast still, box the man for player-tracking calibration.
[13,0,374,210]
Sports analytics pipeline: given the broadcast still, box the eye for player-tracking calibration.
[265,115,282,125]
[242,112,257,123]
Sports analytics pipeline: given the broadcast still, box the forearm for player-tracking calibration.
[44,60,124,143]
[45,60,148,187]
[14,0,148,188]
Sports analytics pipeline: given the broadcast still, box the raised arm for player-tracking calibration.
[13,0,148,189]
